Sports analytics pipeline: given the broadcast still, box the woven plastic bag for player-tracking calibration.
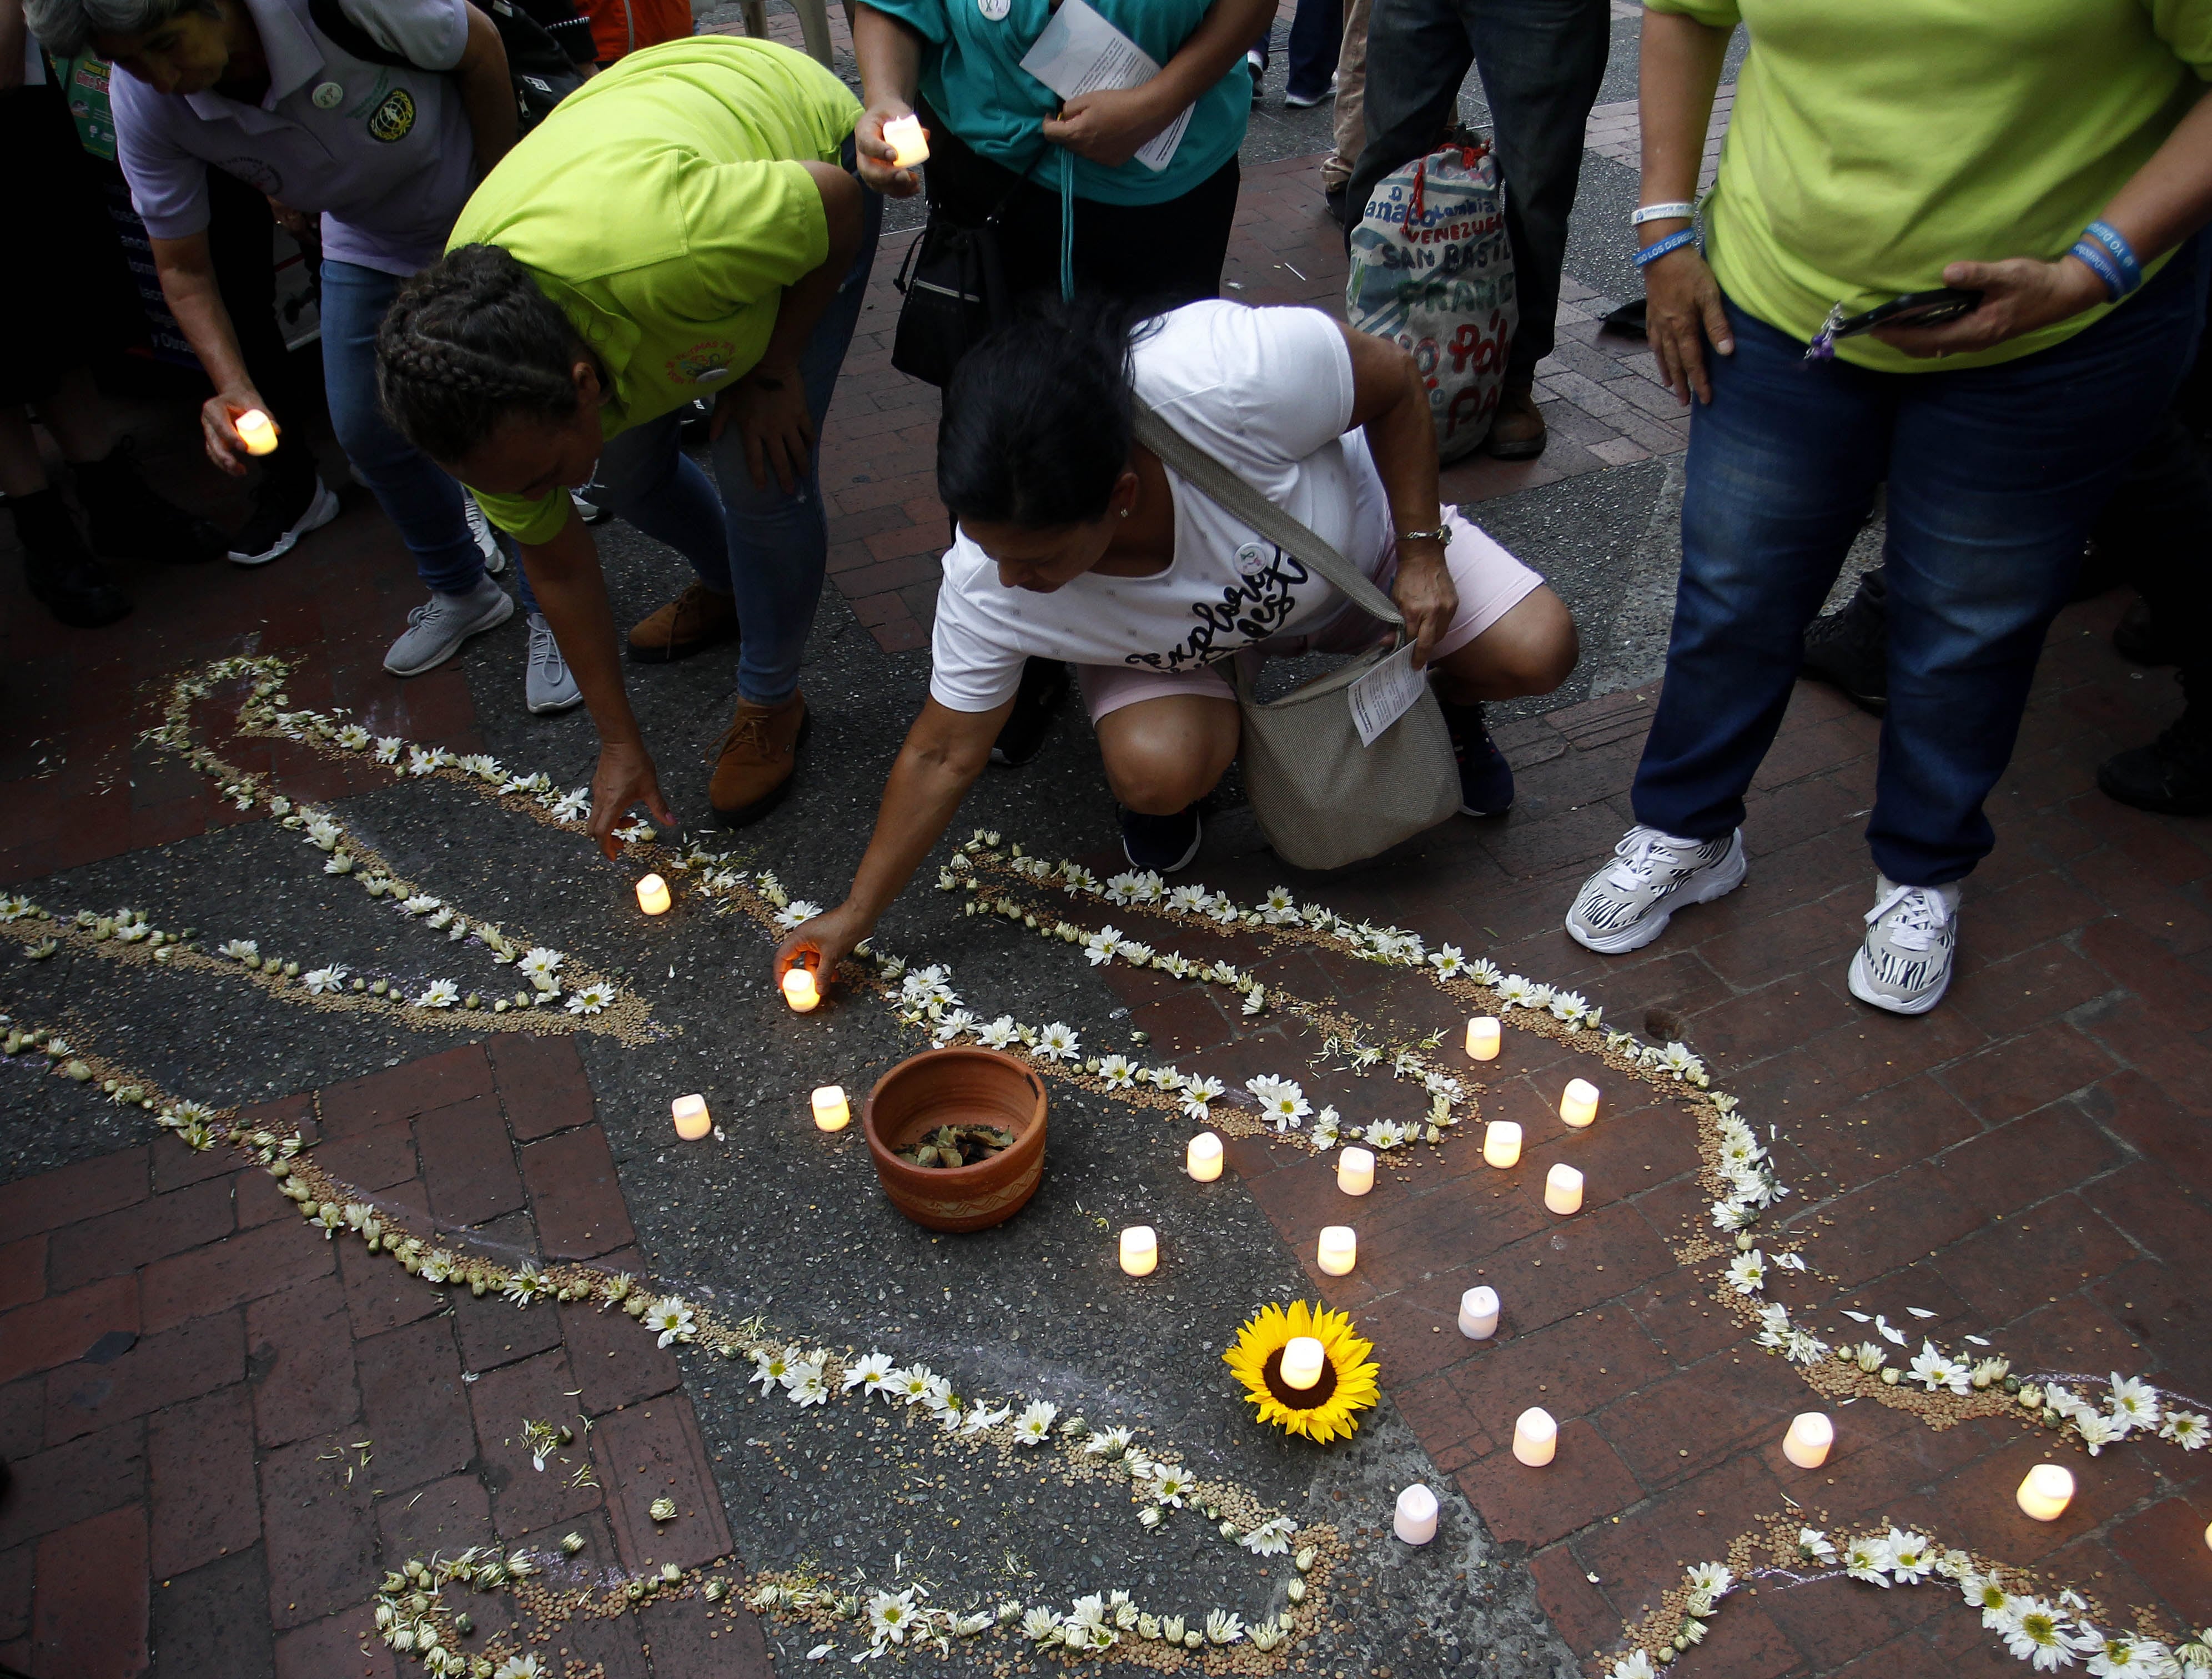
[1345,138,1519,463]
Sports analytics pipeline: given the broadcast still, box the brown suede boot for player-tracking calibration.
[709,691,810,826]
[627,581,739,663]
[1484,376,1548,460]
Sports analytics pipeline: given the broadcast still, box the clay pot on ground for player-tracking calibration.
[862,1047,1048,1233]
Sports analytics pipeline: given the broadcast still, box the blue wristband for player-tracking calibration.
[2069,238,2130,302]
[2079,219,2143,296]
[1635,228,1699,269]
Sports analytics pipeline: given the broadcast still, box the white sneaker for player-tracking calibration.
[1848,876,1959,1016]
[525,613,583,714]
[462,491,507,576]
[384,576,514,676]
[1565,826,1747,954]
[570,487,611,526]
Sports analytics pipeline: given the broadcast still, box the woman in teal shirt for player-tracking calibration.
[853,0,1269,307]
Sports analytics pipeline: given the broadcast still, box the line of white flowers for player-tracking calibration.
[1611,1539,2211,1678]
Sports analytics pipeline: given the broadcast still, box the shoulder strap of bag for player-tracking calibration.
[308,0,413,67]
[1130,397,1405,630]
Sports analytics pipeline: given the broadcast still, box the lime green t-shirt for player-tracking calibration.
[1646,0,2212,372]
[448,37,862,542]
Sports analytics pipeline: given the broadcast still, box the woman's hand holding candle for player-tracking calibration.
[856,103,928,197]
[775,903,873,1009]
[202,389,278,475]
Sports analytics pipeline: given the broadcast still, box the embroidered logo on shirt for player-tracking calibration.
[366,87,416,142]
[1128,545,1311,673]
[666,340,738,385]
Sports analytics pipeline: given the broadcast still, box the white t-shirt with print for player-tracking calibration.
[928,300,1394,713]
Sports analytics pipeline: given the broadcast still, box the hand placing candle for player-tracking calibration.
[2015,1463,2073,1521]
[635,872,671,915]
[1392,1484,1439,1545]
[1482,1120,1522,1169]
[671,1093,711,1140]
[1511,1406,1557,1466]
[781,965,821,1012]
[1782,1411,1832,1469]
[1119,1225,1157,1276]
[1186,1131,1223,1181]
[1336,1147,1375,1196]
[1559,1078,1599,1128]
[1457,1285,1499,1339]
[882,113,930,169]
[1279,1335,1325,1390]
[811,1085,849,1132]
[235,408,279,455]
[1544,1163,1583,1215]
[1465,1017,1501,1060]
[1316,1225,1356,1276]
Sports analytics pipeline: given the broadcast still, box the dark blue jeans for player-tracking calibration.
[1632,239,2209,887]
[1251,0,1344,102]
[1343,0,1608,380]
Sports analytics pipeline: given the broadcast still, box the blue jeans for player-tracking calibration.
[320,259,536,612]
[1632,238,2209,887]
[1251,0,1343,101]
[590,185,881,706]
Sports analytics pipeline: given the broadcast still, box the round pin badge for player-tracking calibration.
[1235,541,1269,572]
[694,367,731,385]
[977,0,1010,19]
[311,81,344,109]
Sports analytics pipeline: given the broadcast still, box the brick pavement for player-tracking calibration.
[1072,586,2212,1675]
[0,1035,766,1679]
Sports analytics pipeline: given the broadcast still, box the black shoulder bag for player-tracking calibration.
[307,0,584,134]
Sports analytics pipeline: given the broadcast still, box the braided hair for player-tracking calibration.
[376,245,584,464]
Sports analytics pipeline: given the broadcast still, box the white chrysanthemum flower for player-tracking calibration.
[1607,1656,1656,1679]
[1963,1572,2013,1628]
[961,1404,1011,1436]
[549,788,588,822]
[886,1365,935,1405]
[1245,1075,1311,1131]
[867,1588,919,1646]
[1364,1119,1412,1150]
[2160,1410,2209,1449]
[932,1008,977,1045]
[1096,1055,1138,1090]
[976,1015,1018,1049]
[1034,1022,1080,1061]
[1726,1250,1766,1294]
[1884,1529,1934,1584]
[1021,1606,1060,1642]
[1684,1561,1733,1598]
[645,1298,695,1348]
[1240,1516,1295,1556]
[2000,1598,2085,1672]
[1908,1341,1970,1395]
[1548,989,1590,1024]
[1084,1425,1132,1458]
[842,1351,894,1394]
[517,947,563,981]
[1205,1610,1244,1646]
[304,964,348,994]
[220,938,260,960]
[1783,1328,1828,1365]
[565,982,616,1014]
[919,1375,956,1416]
[1843,1534,1894,1586]
[2076,1412,2120,1455]
[2108,1373,2161,1431]
[751,1346,798,1393]
[783,1361,830,1406]
[1081,925,1124,966]
[1012,1400,1058,1444]
[1150,1464,1195,1506]
[1179,1077,1224,1119]
[492,1657,542,1679]
[1426,943,1467,978]
[2085,1632,2174,1678]
[416,979,460,1009]
[1799,1527,1837,1562]
[772,899,823,931]
[1165,884,1208,913]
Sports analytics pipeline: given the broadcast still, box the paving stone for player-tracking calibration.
[447,1224,562,1374]
[0,1148,145,1240]
[414,1094,526,1229]
[270,1600,396,1679]
[247,1270,360,1449]
[0,1543,27,1645]
[47,1176,236,1294]
[488,1031,597,1140]
[0,1274,139,1386]
[31,1504,149,1679]
[558,1280,682,1415]
[467,1347,604,1538]
[335,1182,444,1338]
[45,1309,244,1446]
[0,1416,145,1551]
[1455,1418,1643,1548]
[149,1550,276,1679]
[374,1472,495,1566]
[591,1394,734,1574]
[318,1044,495,1139]
[138,1215,336,1334]
[519,1126,637,1261]
[0,1237,46,1312]
[148,1382,262,1579]
[638,1590,775,1679]
[355,1316,476,1494]
[257,1434,380,1632]
[309,1119,420,1196]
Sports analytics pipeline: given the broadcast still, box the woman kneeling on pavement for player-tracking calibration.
[377,36,881,837]
[773,298,1578,991]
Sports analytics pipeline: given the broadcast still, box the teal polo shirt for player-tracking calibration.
[866,0,1248,206]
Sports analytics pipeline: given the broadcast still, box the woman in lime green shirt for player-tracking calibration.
[1556,0,2212,1017]
[377,36,879,843]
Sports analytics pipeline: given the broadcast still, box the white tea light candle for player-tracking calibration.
[811,1085,849,1132]
[671,1093,711,1141]
[1782,1411,1832,1469]
[1392,1484,1439,1545]
[1316,1225,1356,1276]
[1337,1147,1375,1196]
[1466,1016,1501,1060]
[781,966,820,1012]
[1560,1078,1599,1128]
[1512,1406,1557,1466]
[1186,1131,1223,1181]
[1457,1285,1499,1340]
[1483,1120,1522,1169]
[1119,1225,1157,1276]
[882,113,930,168]
[635,872,671,915]
[2016,1463,2073,1521]
[1279,1335,1326,1391]
[1544,1163,1584,1215]
[235,408,278,455]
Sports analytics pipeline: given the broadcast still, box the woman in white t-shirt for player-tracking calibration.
[774,298,1577,988]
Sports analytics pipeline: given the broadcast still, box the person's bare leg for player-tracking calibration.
[0,408,50,499]
[1096,693,1241,813]
[33,366,114,466]
[1432,583,1579,702]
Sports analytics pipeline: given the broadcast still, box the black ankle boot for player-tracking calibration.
[72,441,226,564]
[10,487,131,627]
[2113,594,2181,667]
[2098,672,2212,816]
[1801,566,1888,715]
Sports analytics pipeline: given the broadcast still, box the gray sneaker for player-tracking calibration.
[1565,825,1747,954]
[462,491,507,576]
[525,612,583,714]
[384,577,514,676]
[1847,876,1959,1016]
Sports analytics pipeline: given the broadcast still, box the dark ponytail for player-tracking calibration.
[376,244,583,463]
[937,294,1155,529]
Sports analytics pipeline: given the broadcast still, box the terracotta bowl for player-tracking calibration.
[862,1048,1048,1233]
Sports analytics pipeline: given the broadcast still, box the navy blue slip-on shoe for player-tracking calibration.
[1120,803,1203,873]
[1439,696,1515,816]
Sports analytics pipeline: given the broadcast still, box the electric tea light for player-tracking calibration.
[1560,1078,1599,1128]
[1119,1225,1158,1276]
[1337,1146,1375,1196]
[2016,1463,2073,1521]
[1782,1411,1832,1469]
[1483,1120,1522,1169]
[235,408,278,455]
[811,1085,849,1132]
[1544,1163,1583,1215]
[1279,1336,1325,1390]
[1186,1131,1223,1181]
[635,872,671,915]
[1316,1225,1356,1276]
[1512,1406,1557,1466]
[1457,1285,1499,1339]
[1393,1484,1438,1545]
[671,1093,711,1140]
[882,113,929,168]
[1466,1016,1501,1060]
[781,965,820,1012]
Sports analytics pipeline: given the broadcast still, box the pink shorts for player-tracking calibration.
[1076,513,1544,723]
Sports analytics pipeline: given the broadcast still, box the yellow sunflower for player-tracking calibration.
[1222,1300,1380,1443]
